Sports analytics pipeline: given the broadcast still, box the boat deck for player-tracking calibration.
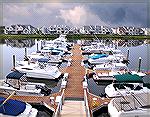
[112,92,150,112]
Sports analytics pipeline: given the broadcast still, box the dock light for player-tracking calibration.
[92,98,98,108]
[104,102,108,105]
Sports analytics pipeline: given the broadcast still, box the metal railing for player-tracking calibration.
[84,89,91,117]
[54,89,65,117]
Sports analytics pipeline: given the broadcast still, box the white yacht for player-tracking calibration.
[0,71,52,96]
[105,73,148,98]
[27,52,62,64]
[15,60,63,80]
[0,96,38,117]
[108,92,150,117]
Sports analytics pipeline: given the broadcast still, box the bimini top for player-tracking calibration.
[89,54,108,60]
[6,71,25,80]
[0,97,26,116]
[114,73,143,83]
[38,58,49,63]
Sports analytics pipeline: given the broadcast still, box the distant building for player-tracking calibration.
[3,24,148,36]
[4,24,37,34]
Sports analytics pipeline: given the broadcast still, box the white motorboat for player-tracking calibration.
[15,60,63,80]
[0,71,52,96]
[27,52,62,64]
[88,55,117,65]
[105,73,148,97]
[93,62,145,80]
[41,34,72,55]
[92,62,128,80]
[0,96,38,117]
[108,92,150,117]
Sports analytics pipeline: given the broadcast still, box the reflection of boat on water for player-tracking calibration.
[5,39,35,48]
[0,71,52,96]
[0,96,38,117]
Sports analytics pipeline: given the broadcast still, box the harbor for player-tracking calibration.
[1,1,150,116]
[0,36,150,117]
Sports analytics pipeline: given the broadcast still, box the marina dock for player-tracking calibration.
[0,44,112,117]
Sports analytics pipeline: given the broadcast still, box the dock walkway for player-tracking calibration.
[64,44,85,98]
[60,44,86,116]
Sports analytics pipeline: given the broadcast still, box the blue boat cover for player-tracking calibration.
[0,97,26,116]
[89,54,108,59]
[38,58,49,62]
[6,71,25,79]
[54,48,63,52]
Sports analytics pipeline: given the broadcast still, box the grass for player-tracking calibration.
[0,34,150,40]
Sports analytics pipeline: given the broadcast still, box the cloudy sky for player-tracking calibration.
[2,1,149,27]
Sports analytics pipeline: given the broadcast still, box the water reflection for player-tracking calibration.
[5,39,35,48]
[0,39,5,44]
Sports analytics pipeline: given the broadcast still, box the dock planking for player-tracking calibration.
[64,44,85,98]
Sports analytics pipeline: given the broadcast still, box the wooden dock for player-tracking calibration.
[64,44,85,98]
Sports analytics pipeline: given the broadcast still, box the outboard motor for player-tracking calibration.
[121,59,129,64]
[36,85,52,96]
[24,56,29,61]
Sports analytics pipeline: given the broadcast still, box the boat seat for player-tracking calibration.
[25,85,36,90]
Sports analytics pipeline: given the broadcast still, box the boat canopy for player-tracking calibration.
[0,97,26,116]
[114,73,143,83]
[6,71,26,80]
[38,58,49,63]
[89,54,108,59]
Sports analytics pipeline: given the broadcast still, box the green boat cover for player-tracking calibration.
[114,73,143,83]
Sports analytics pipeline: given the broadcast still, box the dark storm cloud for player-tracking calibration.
[3,2,148,27]
[88,3,147,27]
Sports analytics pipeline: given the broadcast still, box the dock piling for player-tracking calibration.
[138,57,142,72]
[12,55,15,70]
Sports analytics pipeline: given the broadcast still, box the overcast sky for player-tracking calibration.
[3,1,149,27]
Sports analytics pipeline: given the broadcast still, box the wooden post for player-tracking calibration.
[12,55,15,70]
[127,49,129,60]
[25,47,27,57]
[138,57,142,72]
[37,43,39,52]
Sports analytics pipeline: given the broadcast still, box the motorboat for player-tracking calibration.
[27,52,63,64]
[108,92,150,117]
[15,60,63,80]
[105,73,149,97]
[41,34,72,55]
[0,96,38,117]
[92,61,145,80]
[92,62,127,80]
[0,71,52,96]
